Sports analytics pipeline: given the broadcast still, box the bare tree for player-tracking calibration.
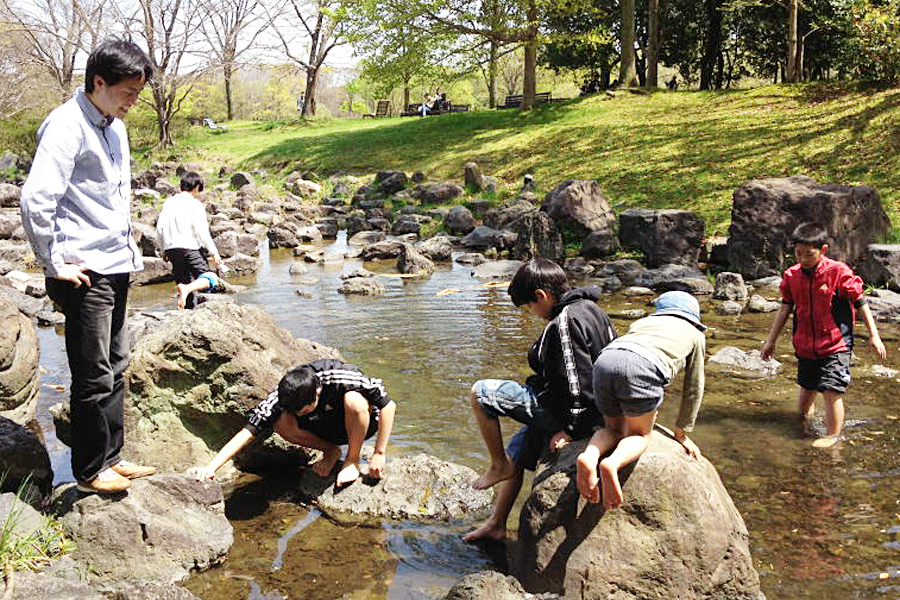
[0,24,30,116]
[267,0,359,116]
[1,0,108,99]
[618,0,637,87]
[117,0,206,146]
[198,0,269,120]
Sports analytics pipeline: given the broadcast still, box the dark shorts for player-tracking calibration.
[593,348,666,419]
[295,406,380,445]
[797,351,851,394]
[472,379,561,471]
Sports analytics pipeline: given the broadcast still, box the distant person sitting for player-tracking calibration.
[667,76,678,90]
[156,171,223,309]
[188,359,397,487]
[420,93,434,116]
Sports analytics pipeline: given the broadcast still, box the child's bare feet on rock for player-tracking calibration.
[336,463,360,487]
[576,452,601,503]
[463,521,506,543]
[472,458,516,490]
[176,284,188,310]
[599,458,624,510]
[311,447,341,477]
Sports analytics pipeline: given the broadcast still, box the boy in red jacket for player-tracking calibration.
[761,222,886,447]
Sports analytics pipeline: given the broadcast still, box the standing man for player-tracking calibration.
[20,39,157,494]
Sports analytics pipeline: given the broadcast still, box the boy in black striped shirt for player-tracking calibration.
[188,359,396,486]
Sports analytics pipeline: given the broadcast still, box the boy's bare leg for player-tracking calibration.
[599,411,656,510]
[176,278,211,309]
[796,388,818,435]
[577,420,623,503]
[821,390,844,438]
[463,465,524,542]
[275,413,340,477]
[470,389,516,490]
[337,392,370,486]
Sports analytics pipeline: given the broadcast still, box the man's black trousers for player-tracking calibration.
[47,272,130,483]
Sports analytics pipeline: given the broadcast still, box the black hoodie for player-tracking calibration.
[526,286,617,438]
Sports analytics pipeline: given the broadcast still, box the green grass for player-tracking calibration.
[166,83,900,235]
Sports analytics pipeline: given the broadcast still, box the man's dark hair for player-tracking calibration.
[791,222,829,247]
[180,172,204,192]
[278,365,319,412]
[85,39,153,93]
[507,257,571,307]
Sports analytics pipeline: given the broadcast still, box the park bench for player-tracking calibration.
[363,99,392,118]
[400,100,468,117]
[203,117,228,132]
[450,104,470,113]
[497,91,552,109]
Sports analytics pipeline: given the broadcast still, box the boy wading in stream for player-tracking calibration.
[156,171,223,310]
[760,222,886,448]
[20,39,157,494]
[188,359,396,487]
[464,258,616,542]
[576,291,706,510]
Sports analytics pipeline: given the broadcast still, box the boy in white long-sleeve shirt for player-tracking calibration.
[156,171,222,309]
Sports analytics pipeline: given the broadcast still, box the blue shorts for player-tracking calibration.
[472,379,561,470]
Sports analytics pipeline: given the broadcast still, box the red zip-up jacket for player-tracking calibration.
[779,255,867,359]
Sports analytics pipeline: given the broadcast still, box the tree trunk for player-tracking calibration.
[303,68,318,116]
[403,85,410,109]
[647,0,659,88]
[619,0,637,86]
[700,0,722,90]
[786,0,799,83]
[521,0,538,109]
[488,39,499,108]
[223,63,234,121]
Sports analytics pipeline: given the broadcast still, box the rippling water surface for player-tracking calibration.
[34,232,900,600]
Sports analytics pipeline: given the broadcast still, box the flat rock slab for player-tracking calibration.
[53,474,232,584]
[7,570,106,600]
[709,346,782,378]
[471,260,523,280]
[298,454,493,523]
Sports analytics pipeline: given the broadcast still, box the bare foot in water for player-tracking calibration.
[176,283,188,310]
[599,458,624,510]
[472,458,516,490]
[335,463,360,487]
[812,436,838,448]
[311,447,341,477]
[576,452,601,503]
[463,521,506,543]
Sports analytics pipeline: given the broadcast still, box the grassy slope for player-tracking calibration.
[175,84,900,235]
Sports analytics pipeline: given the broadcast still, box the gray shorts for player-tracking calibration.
[472,379,561,470]
[593,348,666,418]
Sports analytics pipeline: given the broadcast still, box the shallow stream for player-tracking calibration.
[34,232,900,600]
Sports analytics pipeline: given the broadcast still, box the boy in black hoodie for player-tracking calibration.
[464,258,616,542]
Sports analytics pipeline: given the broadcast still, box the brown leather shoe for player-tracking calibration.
[111,460,157,479]
[76,468,131,494]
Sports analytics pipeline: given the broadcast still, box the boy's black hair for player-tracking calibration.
[85,39,154,93]
[791,222,829,247]
[180,171,204,192]
[507,257,571,307]
[278,365,320,412]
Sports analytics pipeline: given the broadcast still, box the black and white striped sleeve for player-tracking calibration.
[244,389,283,436]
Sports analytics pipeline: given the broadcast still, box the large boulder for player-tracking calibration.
[0,301,40,424]
[708,346,782,378]
[213,230,260,258]
[287,178,323,199]
[509,210,564,262]
[0,182,21,207]
[391,216,422,236]
[416,235,454,261]
[485,201,539,231]
[463,162,498,193]
[619,208,705,267]
[397,243,435,276]
[122,302,341,473]
[0,209,21,239]
[580,229,619,258]
[856,244,900,291]
[131,222,163,258]
[541,180,617,241]
[713,272,749,303]
[374,170,408,194]
[6,570,106,600]
[298,454,492,523]
[0,416,52,499]
[472,260,523,280]
[130,256,172,286]
[267,223,301,248]
[444,571,548,600]
[222,252,260,276]
[349,230,386,246]
[725,176,889,279]
[461,226,511,251]
[445,205,477,235]
[514,435,763,600]
[53,475,232,584]
[420,182,464,204]
[360,239,404,260]
[339,277,386,296]
[633,264,713,294]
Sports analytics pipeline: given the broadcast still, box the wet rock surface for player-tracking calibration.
[709,346,782,377]
[298,454,493,523]
[444,571,560,600]
[472,260,523,280]
[53,474,232,584]
[515,434,764,600]
[339,277,386,296]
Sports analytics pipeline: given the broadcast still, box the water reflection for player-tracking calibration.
[32,230,900,600]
